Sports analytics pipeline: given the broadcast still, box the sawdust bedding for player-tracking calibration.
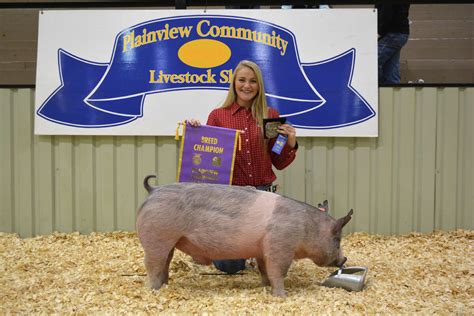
[1,230,472,314]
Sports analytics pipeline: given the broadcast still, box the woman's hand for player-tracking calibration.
[278,124,297,148]
[185,119,201,127]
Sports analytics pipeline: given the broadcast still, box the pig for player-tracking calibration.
[137,175,353,297]
[317,200,329,212]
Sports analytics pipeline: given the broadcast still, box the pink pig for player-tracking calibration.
[137,175,353,297]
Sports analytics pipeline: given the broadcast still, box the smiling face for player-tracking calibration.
[234,66,259,108]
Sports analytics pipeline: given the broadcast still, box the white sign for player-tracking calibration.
[35,9,378,136]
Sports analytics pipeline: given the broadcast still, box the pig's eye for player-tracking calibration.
[334,237,341,249]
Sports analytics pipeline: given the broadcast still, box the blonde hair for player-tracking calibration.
[221,60,269,132]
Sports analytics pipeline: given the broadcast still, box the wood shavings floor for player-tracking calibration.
[1,230,472,314]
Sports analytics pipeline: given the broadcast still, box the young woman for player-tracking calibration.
[187,60,298,273]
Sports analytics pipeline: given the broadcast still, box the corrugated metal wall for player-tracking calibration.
[1,87,473,237]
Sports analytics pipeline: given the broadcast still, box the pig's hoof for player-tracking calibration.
[261,278,271,287]
[149,280,165,290]
[272,289,287,298]
[150,285,162,291]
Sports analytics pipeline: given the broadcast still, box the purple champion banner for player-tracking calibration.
[177,124,240,185]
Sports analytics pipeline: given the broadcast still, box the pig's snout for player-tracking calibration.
[329,256,347,267]
[337,256,347,267]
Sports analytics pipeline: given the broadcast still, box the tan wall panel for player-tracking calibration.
[0,61,36,72]
[0,70,36,85]
[0,46,37,61]
[1,6,473,84]
[409,4,474,20]
[410,20,473,39]
[0,9,38,84]
[0,9,38,41]
[0,89,473,237]
[401,63,474,84]
[402,39,472,60]
[400,4,474,82]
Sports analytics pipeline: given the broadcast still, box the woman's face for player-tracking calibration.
[234,66,259,108]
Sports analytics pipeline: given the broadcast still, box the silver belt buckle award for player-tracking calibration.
[263,117,287,155]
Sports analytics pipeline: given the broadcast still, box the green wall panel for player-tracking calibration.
[0,87,472,237]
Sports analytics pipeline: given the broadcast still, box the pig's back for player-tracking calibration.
[140,182,263,216]
[137,183,278,259]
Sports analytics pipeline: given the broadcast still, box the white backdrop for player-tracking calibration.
[35,9,378,136]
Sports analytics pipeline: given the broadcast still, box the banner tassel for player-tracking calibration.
[238,132,242,151]
[175,122,181,141]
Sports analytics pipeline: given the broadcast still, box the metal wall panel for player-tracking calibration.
[0,87,472,237]
[435,88,474,231]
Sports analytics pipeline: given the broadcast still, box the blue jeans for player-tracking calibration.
[378,33,409,84]
[213,259,246,274]
[212,184,272,274]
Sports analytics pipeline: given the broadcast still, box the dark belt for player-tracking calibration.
[255,184,278,192]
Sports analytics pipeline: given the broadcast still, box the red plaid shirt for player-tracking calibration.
[207,102,298,186]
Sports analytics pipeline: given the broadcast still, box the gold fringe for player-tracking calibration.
[175,122,182,141]
[238,132,242,151]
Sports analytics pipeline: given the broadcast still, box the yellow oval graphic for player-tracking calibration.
[178,39,231,68]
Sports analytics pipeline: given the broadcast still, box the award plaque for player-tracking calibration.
[263,117,286,139]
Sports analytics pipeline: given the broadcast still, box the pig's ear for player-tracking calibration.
[317,200,329,212]
[333,209,353,234]
[342,209,354,227]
